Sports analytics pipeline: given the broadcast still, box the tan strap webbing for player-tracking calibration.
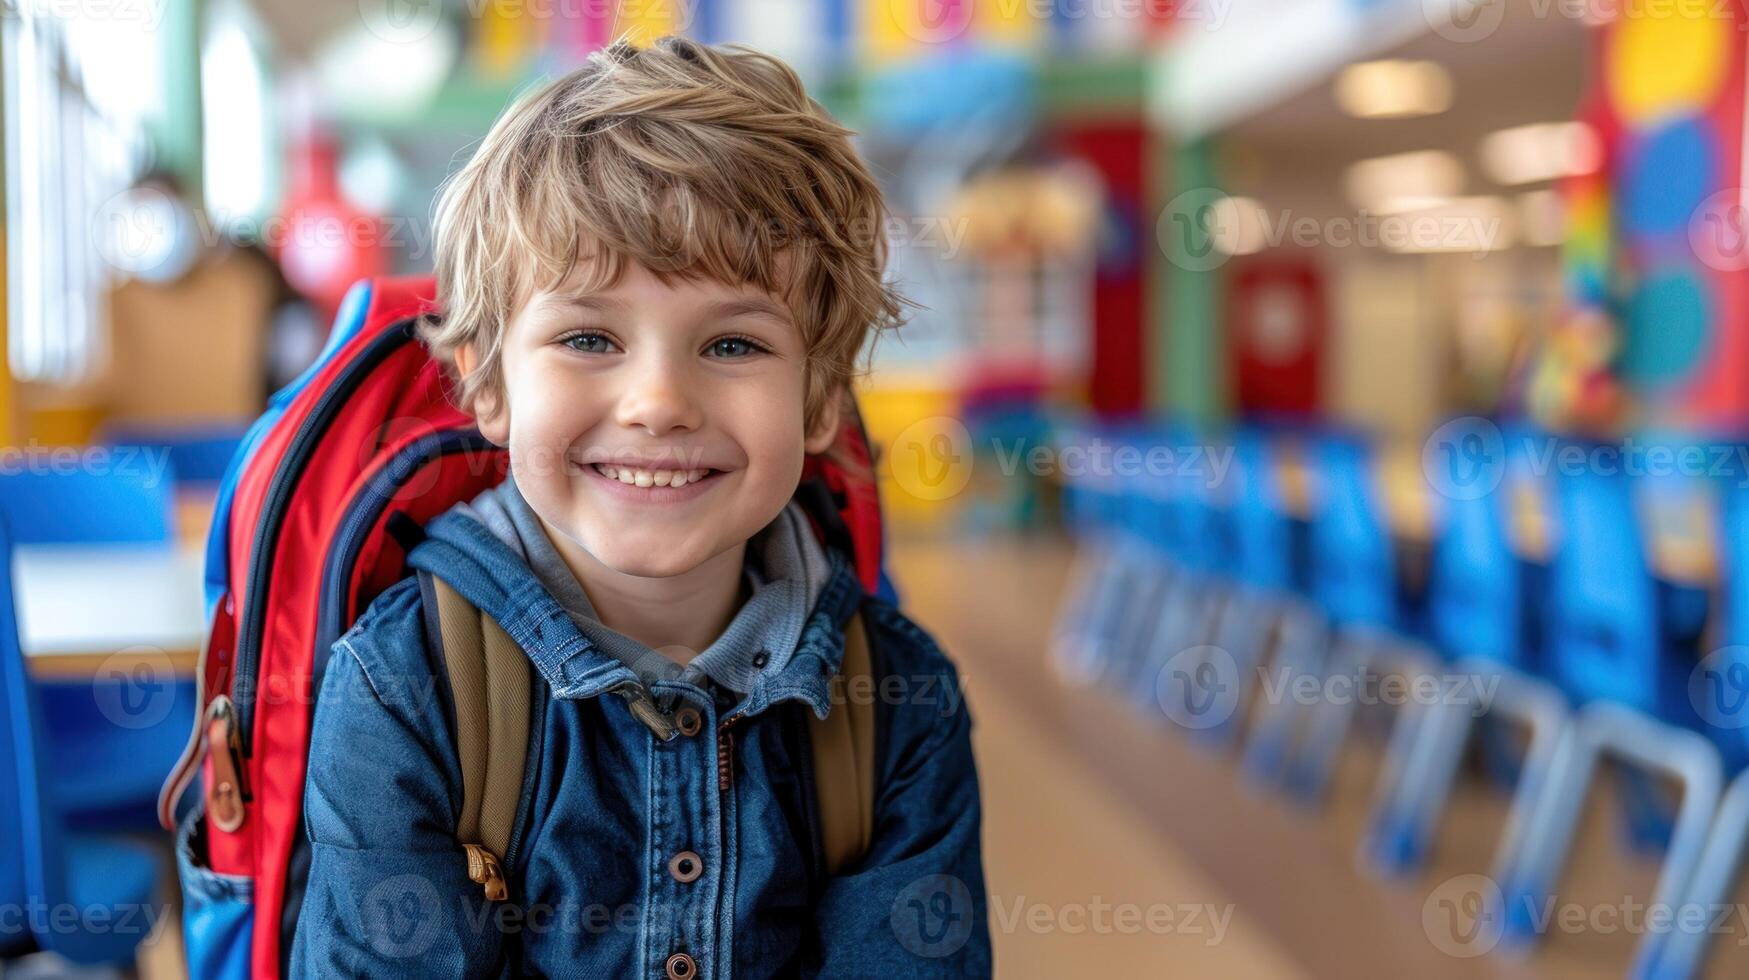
[809,611,876,876]
[430,575,530,900]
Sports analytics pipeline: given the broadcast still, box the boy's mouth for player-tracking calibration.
[588,462,721,489]
[582,461,731,504]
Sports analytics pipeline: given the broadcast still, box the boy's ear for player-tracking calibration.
[452,342,511,445]
[803,393,842,456]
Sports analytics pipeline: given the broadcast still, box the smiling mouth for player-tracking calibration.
[589,462,723,489]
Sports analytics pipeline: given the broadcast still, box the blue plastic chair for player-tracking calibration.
[0,516,160,966]
[1495,444,1721,975]
[1120,426,1234,722]
[0,466,175,545]
[1271,435,1436,802]
[1173,429,1312,748]
[1360,462,1568,878]
[1050,421,1147,685]
[0,468,197,827]
[101,423,246,488]
[1651,465,1749,980]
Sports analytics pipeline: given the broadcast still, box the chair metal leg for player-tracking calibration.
[1242,601,1327,788]
[1051,537,1149,685]
[1050,538,1123,684]
[1644,767,1749,980]
[1104,559,1179,701]
[1134,577,1226,712]
[1284,628,1437,805]
[1362,662,1567,878]
[1495,701,1723,973]
[1193,586,1283,748]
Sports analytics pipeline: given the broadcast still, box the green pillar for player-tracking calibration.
[1150,136,1228,424]
[149,0,204,192]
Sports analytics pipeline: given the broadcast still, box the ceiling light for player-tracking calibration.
[1346,150,1465,213]
[1480,122,1602,185]
[1335,60,1454,119]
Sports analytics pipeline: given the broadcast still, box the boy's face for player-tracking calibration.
[460,260,838,579]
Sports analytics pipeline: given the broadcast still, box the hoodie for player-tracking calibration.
[450,473,835,702]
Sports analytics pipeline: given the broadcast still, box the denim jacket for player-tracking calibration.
[289,509,991,978]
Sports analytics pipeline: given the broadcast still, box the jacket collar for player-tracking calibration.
[407,511,864,719]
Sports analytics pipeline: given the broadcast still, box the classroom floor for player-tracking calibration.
[31,533,1749,978]
[887,532,1749,980]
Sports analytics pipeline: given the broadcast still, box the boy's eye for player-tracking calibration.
[705,336,768,359]
[562,331,619,354]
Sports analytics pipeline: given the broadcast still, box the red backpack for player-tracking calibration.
[158,276,888,980]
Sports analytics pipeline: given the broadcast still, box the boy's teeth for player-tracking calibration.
[595,463,711,488]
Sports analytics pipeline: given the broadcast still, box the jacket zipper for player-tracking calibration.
[232,320,416,758]
[716,714,743,791]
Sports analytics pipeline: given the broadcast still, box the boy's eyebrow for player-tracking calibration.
[548,295,630,314]
[544,295,790,326]
[703,298,792,326]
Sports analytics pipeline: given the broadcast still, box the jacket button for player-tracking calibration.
[752,649,770,669]
[668,850,702,883]
[664,952,697,979]
[674,707,702,737]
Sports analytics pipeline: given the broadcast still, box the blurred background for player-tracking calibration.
[7,0,1749,976]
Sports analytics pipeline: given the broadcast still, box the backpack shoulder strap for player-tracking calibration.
[419,570,531,902]
[809,610,877,877]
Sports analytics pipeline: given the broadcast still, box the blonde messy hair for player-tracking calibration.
[422,35,906,445]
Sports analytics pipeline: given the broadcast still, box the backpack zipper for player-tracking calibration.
[312,429,496,680]
[231,320,416,758]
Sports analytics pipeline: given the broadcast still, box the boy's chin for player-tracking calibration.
[583,535,720,580]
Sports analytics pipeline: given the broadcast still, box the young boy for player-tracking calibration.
[290,36,990,978]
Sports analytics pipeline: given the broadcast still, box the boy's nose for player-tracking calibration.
[613,358,704,435]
